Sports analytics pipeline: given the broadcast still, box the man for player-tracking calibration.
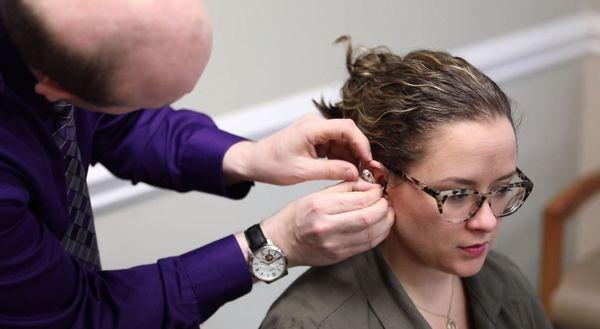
[0,0,394,328]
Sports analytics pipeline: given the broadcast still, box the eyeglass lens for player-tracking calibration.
[442,186,527,221]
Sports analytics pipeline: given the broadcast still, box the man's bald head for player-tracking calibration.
[4,0,212,112]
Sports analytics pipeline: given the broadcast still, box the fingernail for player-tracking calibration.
[345,167,356,180]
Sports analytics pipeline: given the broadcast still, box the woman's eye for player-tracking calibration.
[447,194,468,202]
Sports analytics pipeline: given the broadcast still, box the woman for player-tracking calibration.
[259,37,551,329]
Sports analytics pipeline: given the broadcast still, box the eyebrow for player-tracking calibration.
[434,170,517,186]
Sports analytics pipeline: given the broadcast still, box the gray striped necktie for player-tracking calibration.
[51,101,101,271]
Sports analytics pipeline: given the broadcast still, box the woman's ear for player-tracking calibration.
[367,160,389,189]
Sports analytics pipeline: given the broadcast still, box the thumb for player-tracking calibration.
[317,177,380,195]
[301,158,358,182]
[352,178,381,192]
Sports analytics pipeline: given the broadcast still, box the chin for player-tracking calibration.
[441,252,489,277]
[456,255,489,277]
[455,262,485,277]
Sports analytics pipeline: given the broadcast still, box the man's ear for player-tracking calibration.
[34,75,74,103]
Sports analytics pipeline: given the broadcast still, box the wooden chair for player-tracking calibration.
[540,170,600,328]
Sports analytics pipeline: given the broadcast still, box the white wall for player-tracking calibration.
[180,0,584,116]
[91,1,597,328]
[585,0,600,11]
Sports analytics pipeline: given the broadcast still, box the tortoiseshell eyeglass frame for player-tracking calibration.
[399,167,534,224]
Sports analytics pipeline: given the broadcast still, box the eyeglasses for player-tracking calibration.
[399,168,534,224]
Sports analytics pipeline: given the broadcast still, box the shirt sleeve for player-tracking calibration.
[0,160,253,329]
[91,107,253,199]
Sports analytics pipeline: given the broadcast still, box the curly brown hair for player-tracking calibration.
[315,36,515,174]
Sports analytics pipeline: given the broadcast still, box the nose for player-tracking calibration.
[466,200,498,233]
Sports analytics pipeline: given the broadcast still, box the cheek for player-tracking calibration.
[390,190,451,252]
[490,220,502,244]
[389,190,477,274]
[392,196,438,232]
[389,185,442,232]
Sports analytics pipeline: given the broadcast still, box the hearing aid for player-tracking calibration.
[360,169,375,184]
[360,167,388,194]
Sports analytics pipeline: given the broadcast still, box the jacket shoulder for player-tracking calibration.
[260,259,364,329]
[480,251,534,295]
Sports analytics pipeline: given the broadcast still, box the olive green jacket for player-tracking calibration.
[260,249,552,329]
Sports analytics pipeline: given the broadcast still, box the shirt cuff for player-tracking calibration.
[178,127,254,199]
[180,235,253,323]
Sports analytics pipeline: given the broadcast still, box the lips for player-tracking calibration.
[459,242,488,257]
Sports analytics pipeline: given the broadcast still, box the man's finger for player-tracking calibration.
[313,187,383,215]
[300,158,359,181]
[318,178,380,194]
[338,223,393,258]
[338,207,394,253]
[306,118,372,163]
[352,178,381,192]
[328,198,390,233]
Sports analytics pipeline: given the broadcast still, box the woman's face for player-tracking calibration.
[385,118,517,277]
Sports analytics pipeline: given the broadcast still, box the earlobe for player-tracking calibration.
[34,76,74,103]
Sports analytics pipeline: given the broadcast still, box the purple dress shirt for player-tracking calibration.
[0,10,253,329]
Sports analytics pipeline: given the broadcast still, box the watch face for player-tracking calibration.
[251,246,287,282]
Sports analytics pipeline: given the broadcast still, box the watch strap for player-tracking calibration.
[244,224,267,253]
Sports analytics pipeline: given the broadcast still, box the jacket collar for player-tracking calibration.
[350,248,506,328]
[463,252,507,325]
[350,248,431,328]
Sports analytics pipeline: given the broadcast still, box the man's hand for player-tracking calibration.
[223,114,372,185]
[253,179,394,267]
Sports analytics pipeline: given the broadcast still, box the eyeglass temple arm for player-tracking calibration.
[400,172,440,198]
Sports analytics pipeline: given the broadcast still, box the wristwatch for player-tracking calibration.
[244,224,288,283]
